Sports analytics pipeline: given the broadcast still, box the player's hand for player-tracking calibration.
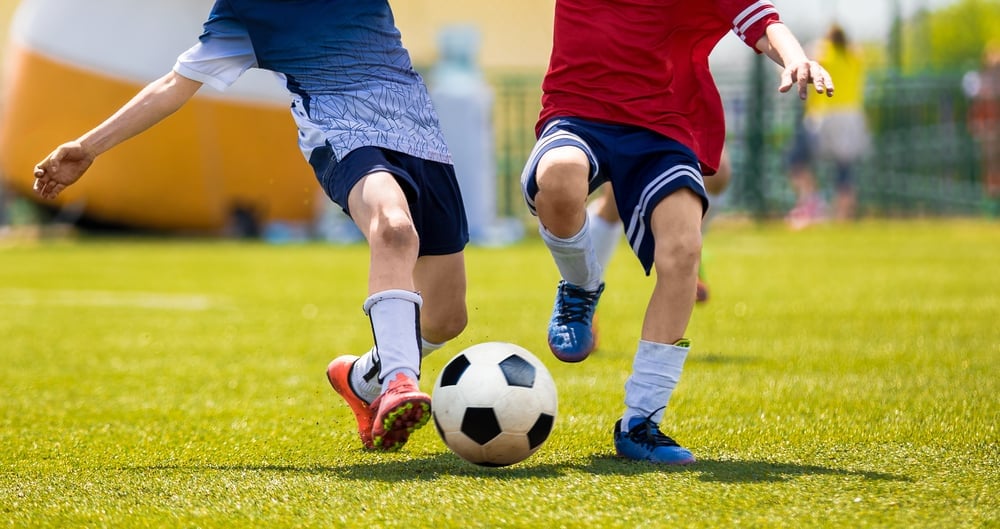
[32,141,96,199]
[779,60,835,100]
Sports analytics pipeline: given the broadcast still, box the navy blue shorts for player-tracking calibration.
[312,146,469,256]
[521,117,708,275]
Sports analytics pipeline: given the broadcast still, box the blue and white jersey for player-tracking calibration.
[174,0,452,166]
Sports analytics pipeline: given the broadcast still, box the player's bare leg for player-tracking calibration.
[615,188,701,465]
[414,252,468,347]
[535,146,605,362]
[327,170,430,451]
[535,146,590,238]
[350,171,420,295]
[642,189,703,344]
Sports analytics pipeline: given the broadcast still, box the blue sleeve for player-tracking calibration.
[173,1,256,91]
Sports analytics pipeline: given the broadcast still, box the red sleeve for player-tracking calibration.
[715,0,782,49]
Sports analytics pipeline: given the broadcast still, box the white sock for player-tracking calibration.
[350,348,381,404]
[622,339,690,429]
[587,205,622,276]
[421,337,446,358]
[351,337,444,403]
[539,217,603,291]
[363,290,423,388]
[351,338,443,403]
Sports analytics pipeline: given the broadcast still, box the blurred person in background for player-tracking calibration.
[31,0,470,453]
[0,181,7,232]
[966,41,1000,214]
[520,0,833,464]
[785,23,870,229]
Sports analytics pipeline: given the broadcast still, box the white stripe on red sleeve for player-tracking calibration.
[732,1,779,42]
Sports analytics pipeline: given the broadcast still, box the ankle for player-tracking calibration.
[382,369,419,389]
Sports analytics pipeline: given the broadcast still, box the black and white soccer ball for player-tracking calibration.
[431,342,558,467]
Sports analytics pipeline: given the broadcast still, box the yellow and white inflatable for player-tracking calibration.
[0,0,316,232]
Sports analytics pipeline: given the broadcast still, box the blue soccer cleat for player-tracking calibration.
[547,280,604,362]
[614,415,695,465]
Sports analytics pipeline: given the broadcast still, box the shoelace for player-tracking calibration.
[627,407,680,448]
[553,281,600,325]
[628,422,681,448]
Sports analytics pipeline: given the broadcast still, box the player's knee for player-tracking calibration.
[653,230,702,277]
[371,207,417,251]
[538,146,588,175]
[440,310,469,341]
[536,149,589,202]
[425,307,468,343]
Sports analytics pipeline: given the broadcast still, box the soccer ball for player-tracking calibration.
[431,342,558,467]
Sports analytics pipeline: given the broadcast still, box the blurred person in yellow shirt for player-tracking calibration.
[786,23,869,228]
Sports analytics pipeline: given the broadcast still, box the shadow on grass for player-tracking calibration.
[584,454,912,483]
[130,452,909,484]
[132,453,565,481]
[591,349,759,366]
[688,352,760,365]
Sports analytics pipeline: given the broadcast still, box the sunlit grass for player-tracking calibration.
[1,219,996,528]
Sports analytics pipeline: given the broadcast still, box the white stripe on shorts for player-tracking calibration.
[626,165,705,255]
[520,124,599,214]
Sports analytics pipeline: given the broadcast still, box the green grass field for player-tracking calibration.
[1,219,997,528]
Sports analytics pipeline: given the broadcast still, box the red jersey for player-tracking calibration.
[539,0,781,174]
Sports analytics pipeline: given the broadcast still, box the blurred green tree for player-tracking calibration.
[903,0,1000,72]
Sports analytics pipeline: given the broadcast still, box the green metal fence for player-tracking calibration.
[489,59,995,219]
[491,72,543,220]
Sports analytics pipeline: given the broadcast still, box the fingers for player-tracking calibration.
[780,61,836,99]
[33,159,51,198]
[37,180,66,200]
[33,175,53,199]
[33,158,55,198]
[34,161,54,179]
[31,144,77,199]
[33,149,61,177]
[816,71,835,97]
[807,61,835,97]
[33,176,56,199]
[778,69,794,94]
[797,64,812,99]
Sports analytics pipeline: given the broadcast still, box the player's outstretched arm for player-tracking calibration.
[33,70,203,199]
[754,23,834,100]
